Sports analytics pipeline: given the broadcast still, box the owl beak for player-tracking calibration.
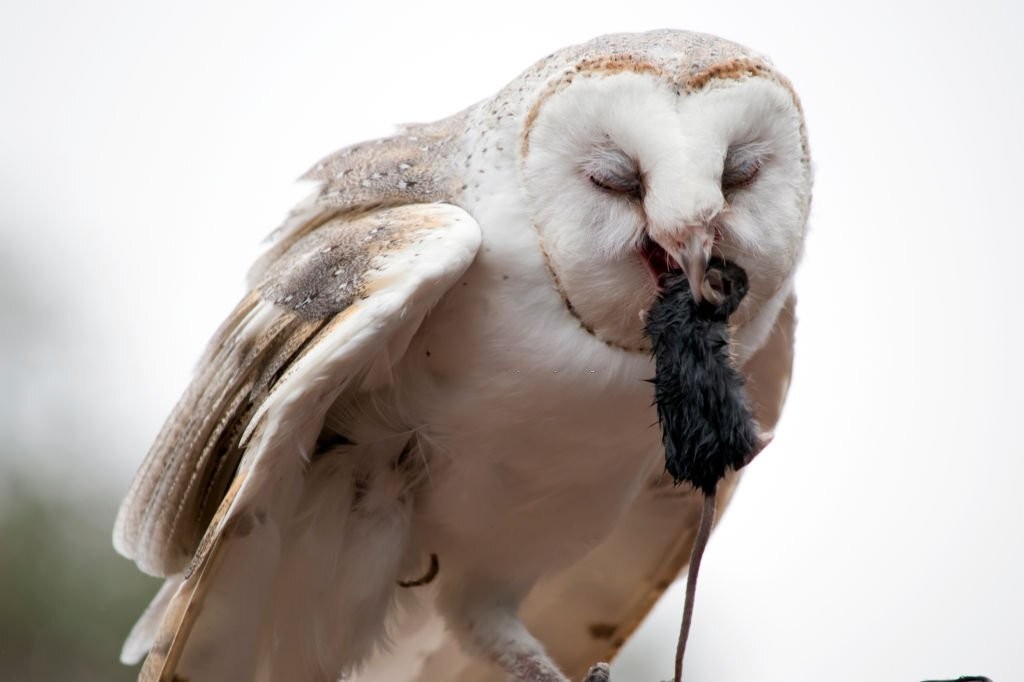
[641,224,715,298]
[677,228,713,303]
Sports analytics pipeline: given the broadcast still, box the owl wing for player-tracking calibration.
[353,294,797,682]
[112,203,480,680]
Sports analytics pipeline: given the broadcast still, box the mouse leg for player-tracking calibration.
[743,430,774,467]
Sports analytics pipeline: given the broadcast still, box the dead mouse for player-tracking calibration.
[644,257,769,682]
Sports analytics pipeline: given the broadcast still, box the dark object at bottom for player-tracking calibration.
[644,258,759,494]
[921,677,993,682]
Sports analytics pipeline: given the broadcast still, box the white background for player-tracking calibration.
[2,1,1022,680]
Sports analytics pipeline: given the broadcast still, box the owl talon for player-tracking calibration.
[583,662,610,682]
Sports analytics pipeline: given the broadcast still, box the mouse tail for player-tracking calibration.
[674,489,717,682]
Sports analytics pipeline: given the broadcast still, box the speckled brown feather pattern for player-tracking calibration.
[260,218,400,318]
[247,117,468,292]
[304,117,466,211]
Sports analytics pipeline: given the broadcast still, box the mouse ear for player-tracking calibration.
[719,261,749,315]
[700,270,728,306]
[728,261,749,289]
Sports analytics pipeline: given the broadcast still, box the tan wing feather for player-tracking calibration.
[138,472,246,681]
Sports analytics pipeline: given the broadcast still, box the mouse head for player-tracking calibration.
[699,257,749,317]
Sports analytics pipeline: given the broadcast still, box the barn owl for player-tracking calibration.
[113,29,811,682]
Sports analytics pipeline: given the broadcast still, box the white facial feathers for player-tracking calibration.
[523,73,675,260]
[518,63,810,353]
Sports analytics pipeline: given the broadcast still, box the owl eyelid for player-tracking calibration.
[588,171,643,197]
[582,148,643,199]
[722,145,765,191]
[722,157,761,191]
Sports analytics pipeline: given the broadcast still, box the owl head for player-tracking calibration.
[514,30,812,355]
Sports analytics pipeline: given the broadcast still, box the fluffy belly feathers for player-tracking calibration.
[400,275,663,584]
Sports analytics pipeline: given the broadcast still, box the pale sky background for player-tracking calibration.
[2,1,1022,681]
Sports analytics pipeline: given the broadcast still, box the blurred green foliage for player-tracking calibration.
[0,250,160,680]
[0,480,158,681]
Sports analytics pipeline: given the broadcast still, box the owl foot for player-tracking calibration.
[443,598,570,681]
[583,662,610,682]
